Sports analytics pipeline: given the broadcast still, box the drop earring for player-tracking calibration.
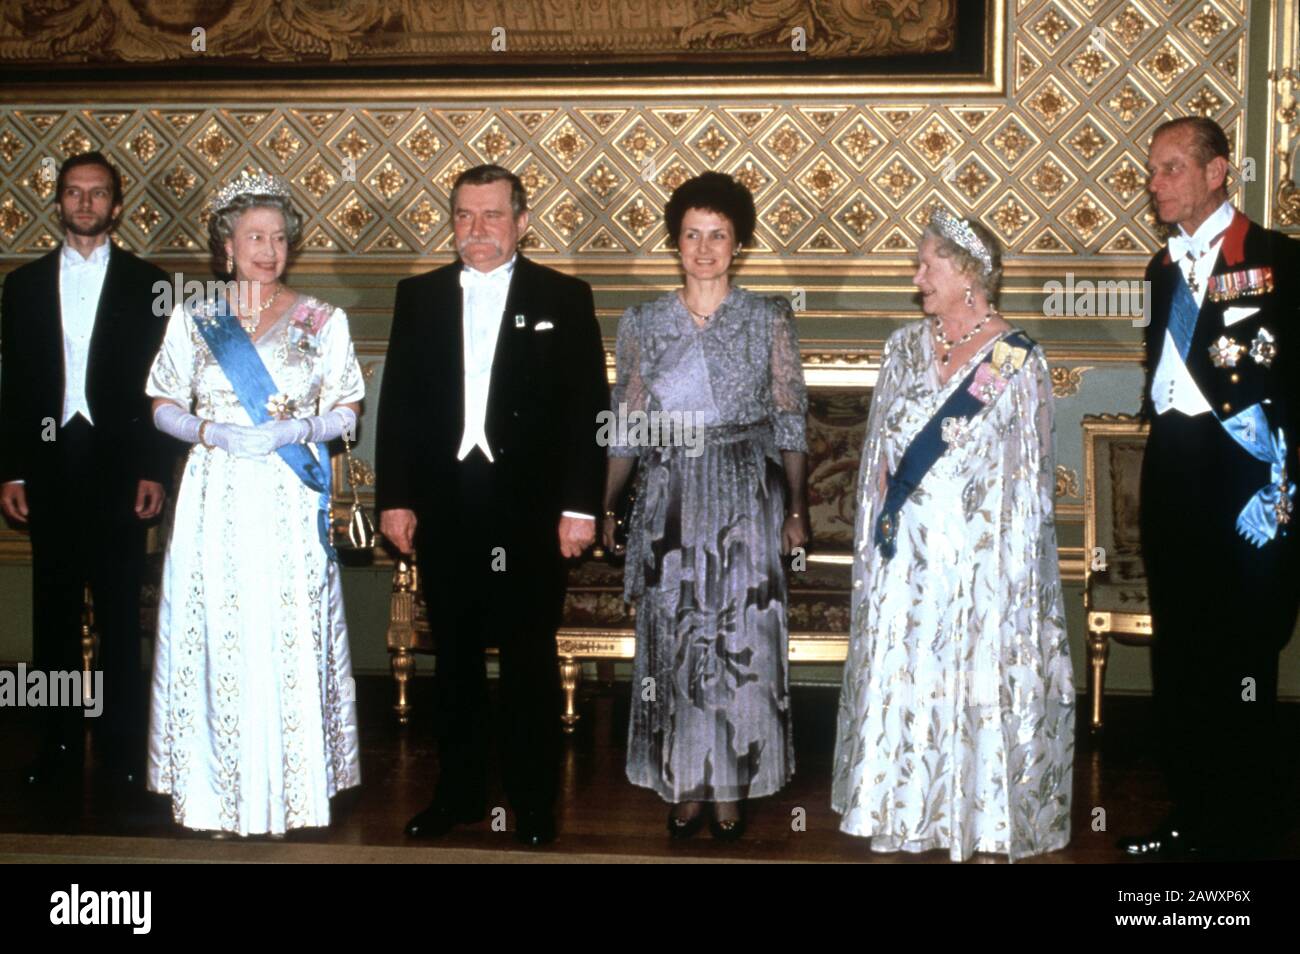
[226,254,234,274]
[964,285,974,307]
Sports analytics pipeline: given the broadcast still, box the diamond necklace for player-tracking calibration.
[932,311,993,366]
[236,283,283,334]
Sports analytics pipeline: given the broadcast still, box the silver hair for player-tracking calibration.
[207,192,303,278]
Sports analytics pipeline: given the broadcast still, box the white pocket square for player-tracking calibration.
[1223,305,1259,326]
[534,320,554,331]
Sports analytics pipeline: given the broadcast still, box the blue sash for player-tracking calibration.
[874,330,1035,560]
[1167,274,1294,546]
[190,296,336,559]
[1168,268,1199,359]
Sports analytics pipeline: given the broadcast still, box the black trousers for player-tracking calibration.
[1140,410,1300,844]
[417,450,567,816]
[25,416,148,766]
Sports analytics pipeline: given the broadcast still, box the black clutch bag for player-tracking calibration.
[592,463,637,564]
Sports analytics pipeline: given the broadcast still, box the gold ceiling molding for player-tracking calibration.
[0,0,960,65]
[0,2,1258,270]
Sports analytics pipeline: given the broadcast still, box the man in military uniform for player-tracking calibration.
[1124,116,1300,857]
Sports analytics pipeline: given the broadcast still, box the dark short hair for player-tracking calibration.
[56,151,123,207]
[664,172,756,249]
[450,164,528,217]
[1152,116,1230,167]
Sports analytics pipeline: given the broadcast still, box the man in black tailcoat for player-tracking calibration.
[375,164,608,846]
[1122,117,1300,858]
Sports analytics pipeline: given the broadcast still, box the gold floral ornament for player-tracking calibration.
[1250,328,1277,368]
[265,392,298,419]
[1209,335,1245,368]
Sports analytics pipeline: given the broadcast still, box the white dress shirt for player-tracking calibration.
[59,240,111,425]
[1150,200,1235,417]
[457,255,515,463]
[454,255,593,522]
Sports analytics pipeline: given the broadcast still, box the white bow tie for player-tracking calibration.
[460,267,509,291]
[1168,233,1197,262]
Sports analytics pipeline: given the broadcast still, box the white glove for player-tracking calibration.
[257,418,312,451]
[207,422,278,459]
[302,407,357,443]
[152,402,204,443]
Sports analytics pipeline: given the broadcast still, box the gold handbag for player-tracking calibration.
[336,436,376,552]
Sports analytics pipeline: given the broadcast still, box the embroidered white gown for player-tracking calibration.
[145,295,364,835]
[831,321,1075,862]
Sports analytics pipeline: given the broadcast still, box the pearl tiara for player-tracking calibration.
[928,208,992,276]
[207,169,291,214]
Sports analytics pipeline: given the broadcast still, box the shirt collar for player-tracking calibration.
[1173,199,1235,253]
[61,240,111,267]
[461,254,517,285]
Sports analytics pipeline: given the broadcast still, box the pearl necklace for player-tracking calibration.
[236,283,283,334]
[933,311,993,366]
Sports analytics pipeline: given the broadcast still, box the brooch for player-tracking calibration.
[968,362,1007,404]
[288,320,319,356]
[1249,327,1277,367]
[941,416,971,447]
[1208,335,1245,368]
[991,341,1027,378]
[265,391,297,419]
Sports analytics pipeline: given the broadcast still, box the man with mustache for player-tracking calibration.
[375,164,608,846]
[0,152,175,788]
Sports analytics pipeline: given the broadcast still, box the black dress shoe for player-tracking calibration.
[1119,826,1200,858]
[404,802,485,839]
[515,810,556,846]
[667,806,706,839]
[709,803,746,842]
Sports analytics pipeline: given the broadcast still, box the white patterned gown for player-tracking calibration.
[831,321,1075,862]
[145,295,363,835]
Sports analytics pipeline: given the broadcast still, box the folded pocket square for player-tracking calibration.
[534,320,554,331]
[1223,305,1260,326]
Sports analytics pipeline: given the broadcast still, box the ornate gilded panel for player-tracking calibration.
[0,1,1269,270]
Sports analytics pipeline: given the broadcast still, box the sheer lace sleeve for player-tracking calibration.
[145,302,196,407]
[609,303,646,458]
[769,296,808,452]
[848,329,903,612]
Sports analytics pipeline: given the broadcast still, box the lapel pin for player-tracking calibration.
[514,313,526,329]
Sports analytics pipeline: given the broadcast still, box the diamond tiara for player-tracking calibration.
[207,169,292,214]
[928,208,992,276]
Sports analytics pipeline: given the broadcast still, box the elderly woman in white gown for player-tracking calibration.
[145,171,363,836]
[831,210,1075,862]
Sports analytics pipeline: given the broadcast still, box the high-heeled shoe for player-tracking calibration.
[667,805,706,839]
[709,802,746,842]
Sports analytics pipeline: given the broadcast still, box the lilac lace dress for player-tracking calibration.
[611,286,808,802]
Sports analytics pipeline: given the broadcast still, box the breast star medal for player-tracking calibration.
[1209,335,1245,368]
[1249,328,1277,367]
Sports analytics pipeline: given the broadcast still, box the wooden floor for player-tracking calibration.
[2,675,1298,863]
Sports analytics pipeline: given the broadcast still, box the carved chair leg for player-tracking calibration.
[559,656,582,734]
[80,584,96,707]
[392,647,415,726]
[1087,628,1110,734]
